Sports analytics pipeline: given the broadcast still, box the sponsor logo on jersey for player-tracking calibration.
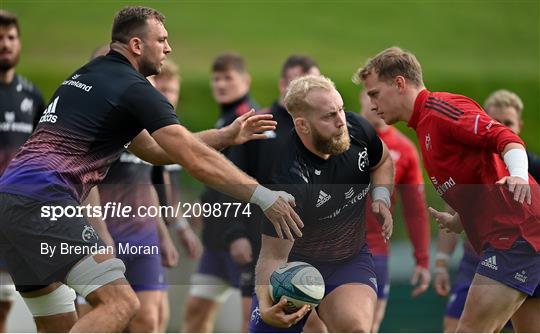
[480,255,498,271]
[514,270,527,283]
[0,111,32,133]
[316,190,331,207]
[358,147,369,171]
[314,169,321,176]
[321,185,370,220]
[435,177,456,196]
[39,96,59,124]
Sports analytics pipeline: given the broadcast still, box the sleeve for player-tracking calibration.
[32,87,46,130]
[438,99,524,153]
[121,82,180,134]
[397,145,430,268]
[527,150,540,183]
[151,166,168,207]
[346,112,383,167]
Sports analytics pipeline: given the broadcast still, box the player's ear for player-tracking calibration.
[128,37,143,56]
[395,76,406,92]
[294,117,309,134]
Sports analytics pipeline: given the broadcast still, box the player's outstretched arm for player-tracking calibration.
[255,235,309,328]
[194,110,277,151]
[497,143,531,204]
[150,124,303,240]
[370,142,394,241]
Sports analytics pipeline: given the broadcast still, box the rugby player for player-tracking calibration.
[183,52,260,333]
[360,89,430,332]
[355,46,540,332]
[0,6,302,332]
[249,74,394,332]
[226,55,322,332]
[434,89,540,332]
[0,10,45,332]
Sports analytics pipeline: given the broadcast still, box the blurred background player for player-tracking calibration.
[433,89,540,332]
[0,10,45,332]
[249,75,394,332]
[151,59,203,332]
[357,46,540,332]
[183,52,259,332]
[359,89,431,332]
[226,55,321,332]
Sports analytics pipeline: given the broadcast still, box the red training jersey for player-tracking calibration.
[409,89,540,254]
[366,126,430,268]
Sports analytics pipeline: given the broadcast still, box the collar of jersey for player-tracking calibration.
[408,88,430,130]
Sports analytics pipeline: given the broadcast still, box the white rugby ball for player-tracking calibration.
[268,261,325,313]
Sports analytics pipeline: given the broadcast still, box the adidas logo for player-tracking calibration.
[316,190,331,207]
[481,255,498,270]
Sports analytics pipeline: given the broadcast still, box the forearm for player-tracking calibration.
[502,143,529,181]
[194,128,233,151]
[370,145,395,204]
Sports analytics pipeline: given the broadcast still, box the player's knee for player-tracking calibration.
[129,308,159,332]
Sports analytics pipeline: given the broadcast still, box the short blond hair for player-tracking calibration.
[484,89,523,117]
[156,59,180,81]
[353,46,423,87]
[283,74,335,116]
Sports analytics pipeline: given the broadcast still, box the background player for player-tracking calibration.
[356,46,540,332]
[182,52,260,333]
[359,89,430,332]
[249,74,394,332]
[0,10,45,332]
[433,88,540,332]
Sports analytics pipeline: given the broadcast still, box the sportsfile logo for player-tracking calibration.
[316,190,331,207]
[481,255,498,271]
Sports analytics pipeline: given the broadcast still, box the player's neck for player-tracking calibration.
[0,68,15,85]
[402,86,426,122]
[110,44,140,73]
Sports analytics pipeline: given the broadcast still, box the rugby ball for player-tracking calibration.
[268,261,325,313]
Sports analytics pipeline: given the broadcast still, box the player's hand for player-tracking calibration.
[428,207,463,234]
[230,237,253,264]
[177,226,203,260]
[410,265,431,297]
[433,266,451,296]
[160,234,179,267]
[260,298,310,328]
[227,109,277,145]
[496,176,531,205]
[263,192,303,241]
[372,200,393,242]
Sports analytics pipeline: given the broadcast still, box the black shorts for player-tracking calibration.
[0,193,106,292]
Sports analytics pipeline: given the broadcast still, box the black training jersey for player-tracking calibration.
[200,94,259,250]
[263,112,384,263]
[0,51,179,202]
[0,74,45,175]
[222,101,295,252]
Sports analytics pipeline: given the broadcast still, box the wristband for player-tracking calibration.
[435,252,450,262]
[433,267,448,274]
[372,186,391,208]
[249,185,279,211]
[503,149,529,182]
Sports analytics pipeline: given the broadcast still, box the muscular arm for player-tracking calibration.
[255,234,294,310]
[84,187,115,249]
